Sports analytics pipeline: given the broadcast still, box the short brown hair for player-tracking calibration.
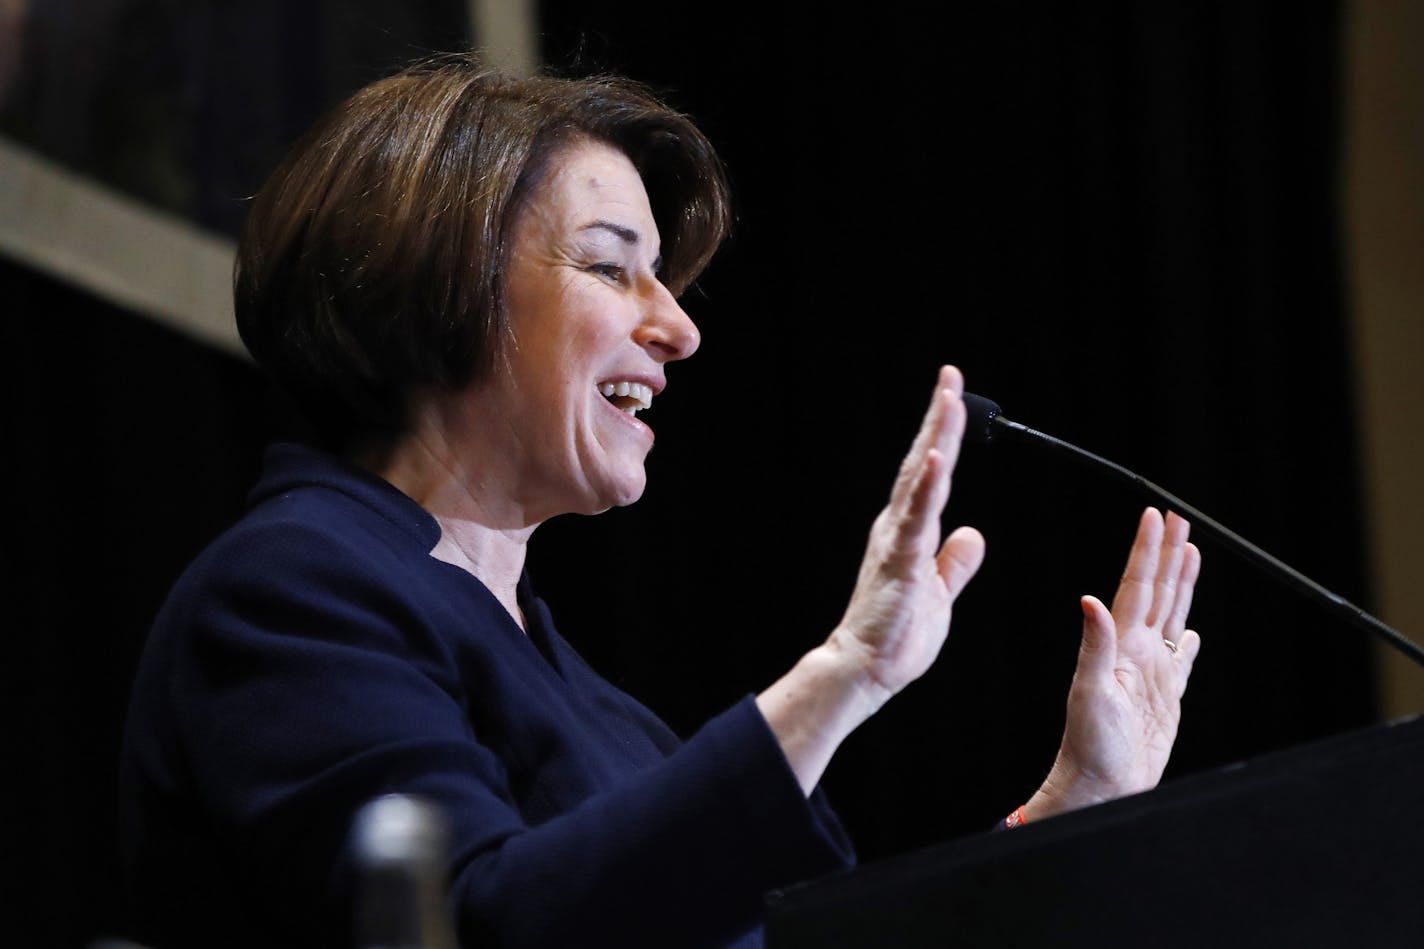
[234,53,731,451]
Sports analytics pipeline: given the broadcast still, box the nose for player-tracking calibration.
[634,281,701,362]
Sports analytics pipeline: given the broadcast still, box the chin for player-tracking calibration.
[580,467,648,516]
[604,477,648,512]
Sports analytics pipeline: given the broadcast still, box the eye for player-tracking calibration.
[588,262,627,284]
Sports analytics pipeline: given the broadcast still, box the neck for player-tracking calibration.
[430,517,530,631]
[365,420,538,631]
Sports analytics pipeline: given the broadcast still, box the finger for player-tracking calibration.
[1110,508,1165,626]
[932,368,968,476]
[1146,512,1191,628]
[1165,542,1202,639]
[899,368,957,483]
[1075,594,1119,681]
[1175,628,1203,670]
[890,367,964,511]
[892,447,955,563]
[937,525,986,600]
[1171,629,1202,694]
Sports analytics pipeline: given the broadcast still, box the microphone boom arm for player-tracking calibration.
[982,408,1424,669]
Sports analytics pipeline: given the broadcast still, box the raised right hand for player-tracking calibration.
[757,367,986,795]
[827,365,987,707]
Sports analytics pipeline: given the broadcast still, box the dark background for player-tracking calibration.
[2,2,1392,945]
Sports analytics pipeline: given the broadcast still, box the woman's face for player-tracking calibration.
[464,139,701,522]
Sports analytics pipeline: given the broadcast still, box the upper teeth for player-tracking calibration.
[598,381,653,415]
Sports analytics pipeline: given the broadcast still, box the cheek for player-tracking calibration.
[563,308,617,360]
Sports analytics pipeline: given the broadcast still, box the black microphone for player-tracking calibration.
[962,392,1424,668]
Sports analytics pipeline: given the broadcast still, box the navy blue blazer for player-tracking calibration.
[118,444,852,948]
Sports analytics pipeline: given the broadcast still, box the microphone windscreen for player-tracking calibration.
[961,392,1002,443]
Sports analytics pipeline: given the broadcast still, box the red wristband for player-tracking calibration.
[1004,804,1029,828]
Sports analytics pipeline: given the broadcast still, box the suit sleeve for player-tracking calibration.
[166,520,853,949]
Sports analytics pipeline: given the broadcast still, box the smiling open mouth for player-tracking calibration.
[598,381,653,416]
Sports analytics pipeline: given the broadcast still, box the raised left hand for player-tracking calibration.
[1026,507,1202,820]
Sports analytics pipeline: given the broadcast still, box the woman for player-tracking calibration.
[118,55,1202,949]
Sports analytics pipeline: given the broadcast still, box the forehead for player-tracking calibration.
[523,139,655,233]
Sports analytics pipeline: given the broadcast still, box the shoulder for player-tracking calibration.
[177,490,411,609]
[148,446,450,661]
[180,443,438,601]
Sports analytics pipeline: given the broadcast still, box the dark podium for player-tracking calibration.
[766,715,1424,948]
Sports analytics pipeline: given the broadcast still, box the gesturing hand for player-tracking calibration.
[1028,508,1203,819]
[828,366,987,707]
[757,366,986,794]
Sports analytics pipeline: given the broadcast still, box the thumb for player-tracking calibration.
[936,525,986,600]
[1076,595,1117,679]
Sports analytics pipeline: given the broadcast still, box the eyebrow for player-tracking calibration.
[579,219,663,272]
[579,220,640,245]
